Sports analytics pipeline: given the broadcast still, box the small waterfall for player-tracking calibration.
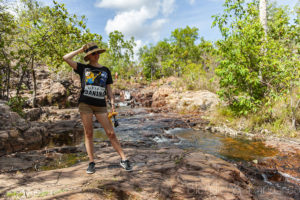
[261,173,273,185]
[124,91,131,100]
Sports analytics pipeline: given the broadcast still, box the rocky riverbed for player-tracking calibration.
[1,105,300,199]
[1,146,253,200]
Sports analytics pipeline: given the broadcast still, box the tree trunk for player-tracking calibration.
[16,69,26,96]
[31,57,37,107]
[291,98,300,130]
[6,64,10,100]
[1,48,10,100]
[259,0,268,36]
[259,0,268,82]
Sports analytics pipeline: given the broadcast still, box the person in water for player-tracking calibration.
[63,42,132,173]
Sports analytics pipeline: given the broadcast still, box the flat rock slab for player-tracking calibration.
[0,147,252,200]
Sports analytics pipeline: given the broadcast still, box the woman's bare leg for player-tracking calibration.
[80,112,94,162]
[95,113,126,160]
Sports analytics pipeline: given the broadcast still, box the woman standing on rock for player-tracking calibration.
[63,42,132,173]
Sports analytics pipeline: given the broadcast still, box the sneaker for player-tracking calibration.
[120,159,132,171]
[86,162,95,174]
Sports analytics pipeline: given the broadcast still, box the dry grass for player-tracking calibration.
[175,73,219,93]
[208,99,300,138]
[113,78,148,90]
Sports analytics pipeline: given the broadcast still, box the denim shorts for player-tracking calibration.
[78,102,107,114]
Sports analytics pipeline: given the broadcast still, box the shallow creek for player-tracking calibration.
[48,107,299,176]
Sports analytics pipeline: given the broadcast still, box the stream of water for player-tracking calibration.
[90,107,278,162]
[93,127,278,162]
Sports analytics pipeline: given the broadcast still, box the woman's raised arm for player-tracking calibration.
[63,47,85,70]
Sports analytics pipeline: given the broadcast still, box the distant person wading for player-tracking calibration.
[63,42,132,174]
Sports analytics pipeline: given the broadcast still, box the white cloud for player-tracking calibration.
[161,0,175,16]
[105,6,161,39]
[187,0,195,5]
[97,0,175,42]
[95,0,153,10]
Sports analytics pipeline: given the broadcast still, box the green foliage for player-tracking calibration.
[16,0,102,70]
[139,26,217,82]
[6,191,24,198]
[7,96,27,116]
[213,0,299,115]
[0,0,137,107]
[37,191,50,197]
[0,0,107,106]
[0,1,17,98]
[104,30,136,79]
[211,89,300,136]
[40,152,88,171]
[139,44,161,80]
[170,26,199,75]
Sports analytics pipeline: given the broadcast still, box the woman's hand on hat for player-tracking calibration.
[81,44,87,52]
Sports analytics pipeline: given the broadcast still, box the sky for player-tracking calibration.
[37,0,298,51]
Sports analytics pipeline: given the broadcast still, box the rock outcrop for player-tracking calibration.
[168,90,219,112]
[0,101,83,156]
[131,88,154,107]
[129,80,219,112]
[23,65,81,108]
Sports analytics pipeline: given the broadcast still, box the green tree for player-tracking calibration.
[0,0,18,99]
[212,0,299,115]
[138,26,217,82]
[181,37,217,89]
[170,26,199,76]
[12,0,102,106]
[106,30,135,79]
[139,44,160,80]
[155,40,172,77]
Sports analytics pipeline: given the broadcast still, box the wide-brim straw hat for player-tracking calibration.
[84,42,106,61]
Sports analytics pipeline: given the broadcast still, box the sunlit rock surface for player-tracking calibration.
[0,147,252,200]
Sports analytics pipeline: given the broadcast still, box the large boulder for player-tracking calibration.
[22,124,49,150]
[131,85,219,112]
[0,101,30,155]
[35,66,50,79]
[0,100,28,130]
[152,85,174,108]
[168,90,220,112]
[0,101,82,156]
[24,107,45,121]
[22,65,81,107]
[132,88,154,107]
[47,82,67,103]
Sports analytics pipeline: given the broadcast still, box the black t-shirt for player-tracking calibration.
[74,63,113,107]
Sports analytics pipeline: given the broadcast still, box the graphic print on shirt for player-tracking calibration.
[83,68,108,99]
